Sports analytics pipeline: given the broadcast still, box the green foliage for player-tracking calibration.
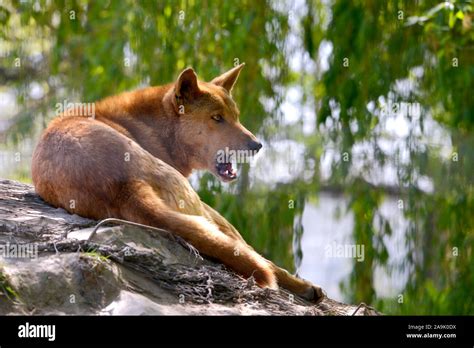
[198,172,308,271]
[303,0,474,313]
[0,269,20,303]
[83,249,111,263]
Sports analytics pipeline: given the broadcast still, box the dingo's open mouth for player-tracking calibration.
[216,162,237,181]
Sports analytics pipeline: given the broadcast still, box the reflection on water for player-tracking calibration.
[300,194,409,302]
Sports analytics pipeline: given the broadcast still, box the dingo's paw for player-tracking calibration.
[301,283,325,303]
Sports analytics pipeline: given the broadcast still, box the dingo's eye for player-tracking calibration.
[211,115,223,123]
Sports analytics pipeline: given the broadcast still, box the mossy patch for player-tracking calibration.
[0,268,20,303]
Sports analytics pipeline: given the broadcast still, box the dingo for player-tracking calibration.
[32,64,323,302]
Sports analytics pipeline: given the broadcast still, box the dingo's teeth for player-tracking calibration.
[216,162,237,181]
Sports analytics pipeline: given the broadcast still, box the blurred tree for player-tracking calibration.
[303,0,473,313]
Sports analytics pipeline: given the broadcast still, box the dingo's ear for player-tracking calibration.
[175,68,201,100]
[211,63,245,93]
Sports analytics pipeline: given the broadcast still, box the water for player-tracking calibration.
[299,194,410,302]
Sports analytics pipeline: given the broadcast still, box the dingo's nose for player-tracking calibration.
[248,140,263,152]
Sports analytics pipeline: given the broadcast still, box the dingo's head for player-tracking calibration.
[171,64,261,182]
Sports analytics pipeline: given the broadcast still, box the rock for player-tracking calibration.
[1,253,121,314]
[0,179,380,316]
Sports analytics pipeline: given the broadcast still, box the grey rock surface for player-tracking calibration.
[0,179,379,315]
